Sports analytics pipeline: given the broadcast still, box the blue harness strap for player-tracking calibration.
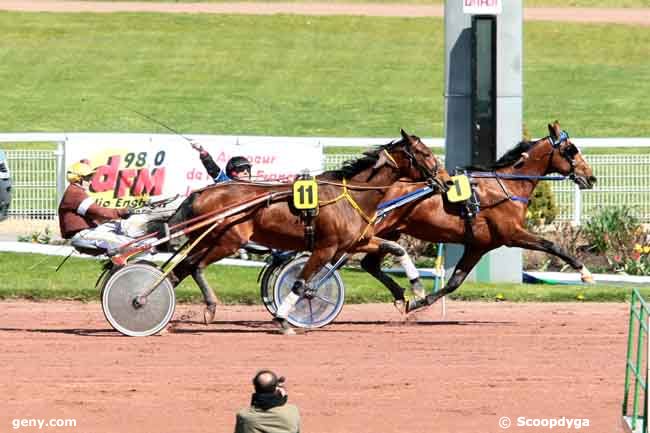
[468,171,566,181]
[376,186,435,217]
[510,196,529,204]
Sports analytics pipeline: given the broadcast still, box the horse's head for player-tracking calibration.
[540,121,596,190]
[374,129,440,181]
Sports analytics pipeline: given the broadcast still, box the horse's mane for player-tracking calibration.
[463,140,537,171]
[319,139,404,180]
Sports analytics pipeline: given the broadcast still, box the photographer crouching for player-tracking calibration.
[234,370,301,433]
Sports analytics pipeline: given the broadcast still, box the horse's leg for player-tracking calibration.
[192,266,218,325]
[360,252,408,312]
[406,247,487,313]
[167,245,218,324]
[173,223,250,324]
[356,238,425,300]
[507,229,594,283]
[274,246,339,335]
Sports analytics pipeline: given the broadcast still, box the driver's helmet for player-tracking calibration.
[66,161,95,184]
[226,156,252,180]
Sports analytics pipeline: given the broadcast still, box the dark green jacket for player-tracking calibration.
[234,404,300,433]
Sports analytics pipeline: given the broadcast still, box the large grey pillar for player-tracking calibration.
[443,0,523,283]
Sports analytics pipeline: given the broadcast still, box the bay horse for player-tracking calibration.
[362,121,597,312]
[169,130,445,332]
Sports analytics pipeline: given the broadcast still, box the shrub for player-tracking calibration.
[17,227,53,244]
[582,206,641,256]
[526,181,559,229]
[616,244,650,276]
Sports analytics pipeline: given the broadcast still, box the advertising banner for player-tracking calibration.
[64,134,323,208]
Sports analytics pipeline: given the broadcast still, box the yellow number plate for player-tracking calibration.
[446,175,472,203]
[293,179,319,210]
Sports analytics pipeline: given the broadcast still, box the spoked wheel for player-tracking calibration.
[101,262,175,337]
[273,255,345,329]
[260,252,301,315]
[260,262,284,315]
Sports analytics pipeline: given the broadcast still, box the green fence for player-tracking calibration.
[623,288,650,433]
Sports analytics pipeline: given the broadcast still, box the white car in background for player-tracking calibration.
[0,149,11,221]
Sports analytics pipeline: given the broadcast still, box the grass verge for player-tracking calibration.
[0,252,647,304]
[0,13,648,137]
[92,0,650,9]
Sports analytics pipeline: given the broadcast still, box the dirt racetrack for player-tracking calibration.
[0,300,630,433]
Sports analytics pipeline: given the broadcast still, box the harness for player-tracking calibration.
[319,178,378,225]
[453,131,578,242]
[317,178,380,242]
[314,148,442,244]
[293,139,447,248]
[461,131,576,212]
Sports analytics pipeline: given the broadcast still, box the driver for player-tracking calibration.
[191,143,267,260]
[191,142,252,182]
[58,161,133,253]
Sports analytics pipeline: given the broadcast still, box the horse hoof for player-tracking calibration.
[203,304,216,325]
[412,285,426,300]
[581,275,595,284]
[393,300,407,315]
[405,298,424,314]
[280,327,296,336]
[273,317,296,336]
[406,295,436,314]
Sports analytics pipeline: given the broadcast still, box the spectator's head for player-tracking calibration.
[226,156,252,180]
[253,370,285,394]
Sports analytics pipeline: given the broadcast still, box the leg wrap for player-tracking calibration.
[276,279,305,319]
[580,266,594,283]
[398,253,420,282]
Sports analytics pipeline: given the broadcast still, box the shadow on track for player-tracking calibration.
[0,319,513,337]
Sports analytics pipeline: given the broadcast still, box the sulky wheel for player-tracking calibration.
[259,261,284,315]
[101,262,175,337]
[273,254,345,329]
[259,252,302,315]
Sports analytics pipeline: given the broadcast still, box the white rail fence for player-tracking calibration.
[2,134,650,223]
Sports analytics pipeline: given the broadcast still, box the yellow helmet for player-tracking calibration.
[66,161,95,183]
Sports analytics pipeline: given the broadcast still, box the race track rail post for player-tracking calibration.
[622,288,649,433]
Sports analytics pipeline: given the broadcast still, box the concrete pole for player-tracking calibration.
[443,0,523,283]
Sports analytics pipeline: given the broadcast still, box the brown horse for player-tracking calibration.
[362,121,597,312]
[170,130,444,331]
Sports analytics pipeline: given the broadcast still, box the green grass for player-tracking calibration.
[0,142,60,151]
[0,13,648,137]
[0,252,647,303]
[92,0,650,8]
[2,143,647,155]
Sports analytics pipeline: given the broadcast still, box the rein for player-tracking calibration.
[465,171,567,206]
[467,172,567,181]
[465,132,575,207]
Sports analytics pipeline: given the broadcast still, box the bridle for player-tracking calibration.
[544,130,580,180]
[393,139,439,182]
